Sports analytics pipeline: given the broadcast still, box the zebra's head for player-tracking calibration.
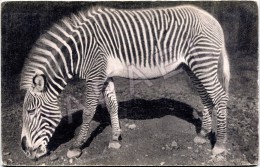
[21,74,62,160]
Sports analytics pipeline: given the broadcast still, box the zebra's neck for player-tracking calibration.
[20,12,98,96]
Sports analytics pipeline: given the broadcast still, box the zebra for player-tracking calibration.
[20,5,230,160]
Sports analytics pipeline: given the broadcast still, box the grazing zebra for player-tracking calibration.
[20,5,230,160]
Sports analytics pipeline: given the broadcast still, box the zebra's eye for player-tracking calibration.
[27,109,36,115]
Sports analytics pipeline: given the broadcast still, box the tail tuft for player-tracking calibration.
[221,46,230,96]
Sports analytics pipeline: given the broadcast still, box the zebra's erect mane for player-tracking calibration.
[19,6,97,91]
[20,5,112,91]
[19,5,112,91]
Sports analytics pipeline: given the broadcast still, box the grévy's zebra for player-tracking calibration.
[20,5,230,160]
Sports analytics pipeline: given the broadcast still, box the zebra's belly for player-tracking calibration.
[106,56,184,79]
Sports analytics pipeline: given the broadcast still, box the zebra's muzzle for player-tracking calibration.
[21,136,47,160]
[35,144,47,159]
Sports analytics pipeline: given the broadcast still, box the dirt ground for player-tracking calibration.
[1,48,258,165]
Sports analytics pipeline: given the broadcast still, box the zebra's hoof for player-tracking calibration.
[212,144,226,157]
[112,134,122,141]
[112,129,122,141]
[67,148,82,159]
[108,141,121,149]
[193,135,207,144]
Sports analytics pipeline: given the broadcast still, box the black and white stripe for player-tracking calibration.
[20,5,230,157]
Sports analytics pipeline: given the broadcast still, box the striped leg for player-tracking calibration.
[67,78,104,158]
[186,69,214,144]
[102,78,121,142]
[187,57,228,156]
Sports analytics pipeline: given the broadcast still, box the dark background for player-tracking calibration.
[1,1,258,78]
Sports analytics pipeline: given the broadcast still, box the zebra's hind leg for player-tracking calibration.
[186,69,213,144]
[188,66,228,156]
[211,98,228,157]
[102,78,122,149]
[67,78,105,158]
[193,106,213,144]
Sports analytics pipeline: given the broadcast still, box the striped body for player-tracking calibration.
[20,5,230,160]
[21,6,224,89]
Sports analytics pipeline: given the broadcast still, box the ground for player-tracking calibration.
[1,50,258,166]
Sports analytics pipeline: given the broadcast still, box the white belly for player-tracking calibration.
[106,56,184,79]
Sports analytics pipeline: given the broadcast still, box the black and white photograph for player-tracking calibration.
[1,1,258,166]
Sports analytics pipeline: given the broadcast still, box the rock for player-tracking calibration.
[3,152,10,156]
[69,158,73,164]
[171,141,178,148]
[3,160,8,165]
[160,162,165,166]
[247,102,255,110]
[50,154,59,161]
[67,148,82,159]
[128,124,136,130]
[241,160,251,165]
[7,159,13,163]
[165,144,172,150]
[209,155,226,162]
[108,141,121,149]
[193,136,207,144]
[125,123,129,127]
[192,110,200,119]
[162,146,166,150]
[187,146,192,150]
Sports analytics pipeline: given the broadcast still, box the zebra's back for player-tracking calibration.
[86,5,223,79]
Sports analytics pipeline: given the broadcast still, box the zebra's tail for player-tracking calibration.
[221,45,230,96]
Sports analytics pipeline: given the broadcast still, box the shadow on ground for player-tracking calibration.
[48,98,203,152]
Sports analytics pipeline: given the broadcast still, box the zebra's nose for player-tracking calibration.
[21,136,28,152]
[21,136,39,160]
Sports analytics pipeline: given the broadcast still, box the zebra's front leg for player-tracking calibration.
[102,78,122,148]
[67,82,103,158]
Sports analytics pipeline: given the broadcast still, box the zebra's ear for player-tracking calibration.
[32,74,46,92]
